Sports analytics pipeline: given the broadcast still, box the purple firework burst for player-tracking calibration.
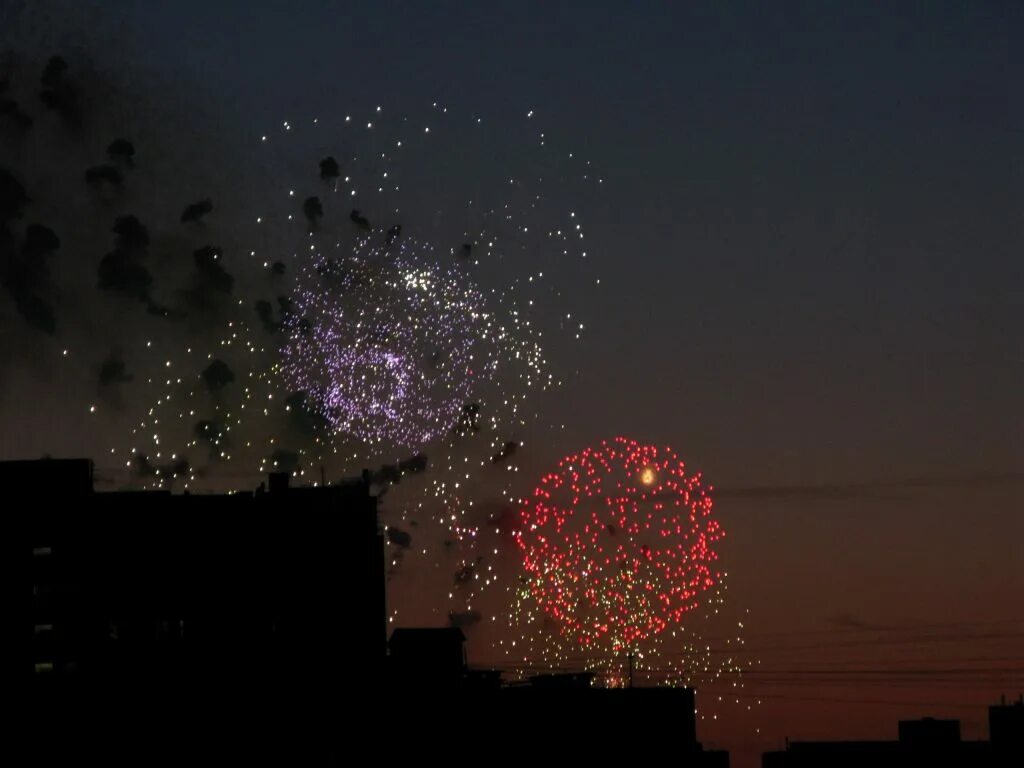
[278,236,498,449]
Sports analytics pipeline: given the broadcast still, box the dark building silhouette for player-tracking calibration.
[12,456,728,765]
[989,696,1024,758]
[15,458,384,691]
[897,717,960,749]
[763,703,1023,768]
[385,626,729,766]
[389,626,466,689]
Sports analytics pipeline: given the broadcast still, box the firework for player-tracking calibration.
[513,436,724,653]
[120,105,592,506]
[277,235,504,449]
[500,436,759,733]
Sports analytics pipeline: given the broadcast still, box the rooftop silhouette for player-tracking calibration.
[763,698,1023,768]
[12,457,1020,767]
[15,456,726,765]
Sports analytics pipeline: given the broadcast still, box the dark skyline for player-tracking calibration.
[3,3,1021,766]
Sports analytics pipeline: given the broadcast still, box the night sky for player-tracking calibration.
[3,2,1021,765]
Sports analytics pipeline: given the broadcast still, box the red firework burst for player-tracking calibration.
[515,436,724,652]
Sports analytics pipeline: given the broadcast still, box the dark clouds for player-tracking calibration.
[22,223,58,260]
[84,164,123,188]
[98,349,132,386]
[1,220,60,334]
[0,37,271,401]
[97,215,153,304]
[349,208,370,232]
[453,558,482,585]
[38,55,80,127]
[201,358,234,394]
[192,246,232,292]
[372,453,429,486]
[182,245,233,310]
[194,418,229,457]
[134,452,189,480]
[112,214,148,251]
[0,17,381,494]
[387,526,412,549]
[180,198,213,224]
[0,167,28,220]
[448,609,482,629]
[254,299,278,333]
[302,196,322,226]
[455,402,480,434]
[0,87,33,133]
[106,138,134,165]
[491,440,518,464]
[284,390,328,435]
[318,156,339,183]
